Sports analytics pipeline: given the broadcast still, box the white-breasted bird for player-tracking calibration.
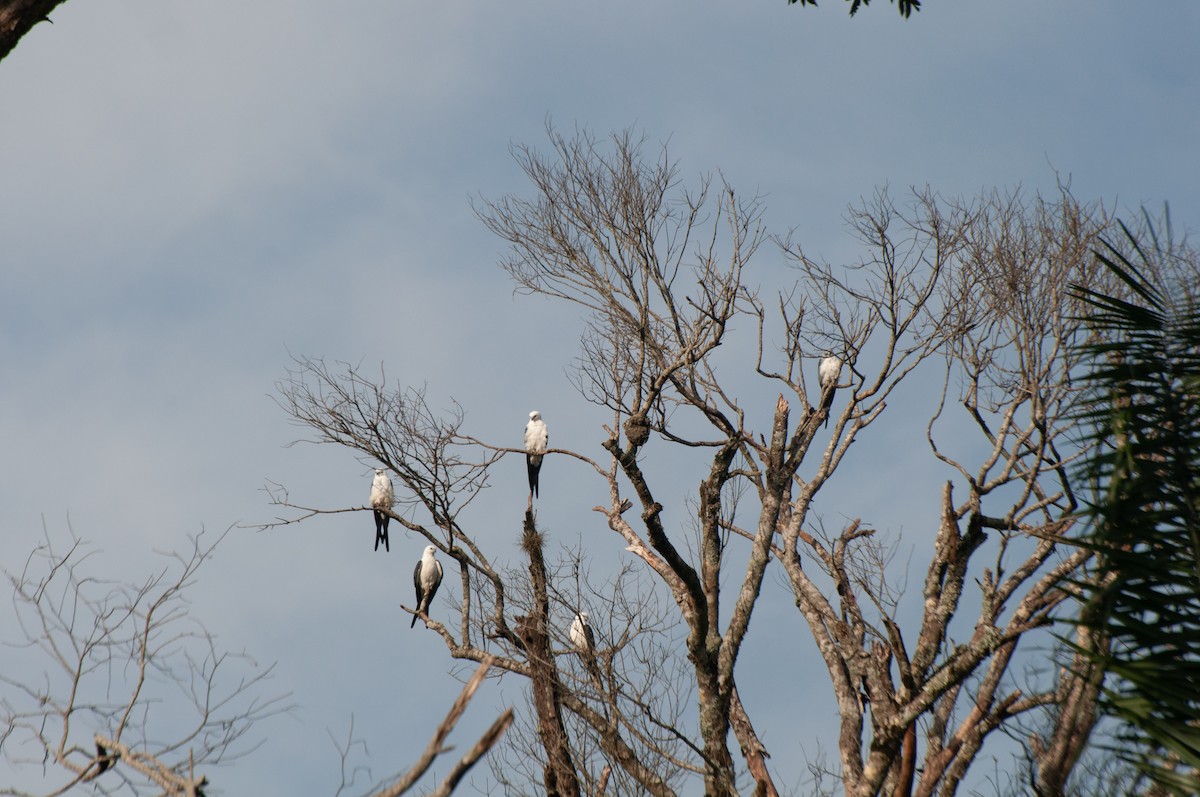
[411,545,443,628]
[569,611,596,653]
[524,410,549,499]
[370,468,394,552]
[569,610,603,688]
[818,353,842,428]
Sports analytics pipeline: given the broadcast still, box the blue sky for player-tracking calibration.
[1,1,1198,794]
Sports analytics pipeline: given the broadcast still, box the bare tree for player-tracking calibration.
[267,125,1122,796]
[0,527,288,797]
[1,526,514,797]
[765,187,1116,797]
[270,355,691,795]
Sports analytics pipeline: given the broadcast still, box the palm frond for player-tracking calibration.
[1068,210,1200,795]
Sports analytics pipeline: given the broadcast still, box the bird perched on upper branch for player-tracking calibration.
[524,410,549,499]
[818,353,842,428]
[370,468,394,552]
[411,544,443,628]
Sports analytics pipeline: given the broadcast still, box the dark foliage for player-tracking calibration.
[787,0,920,19]
[1071,212,1200,794]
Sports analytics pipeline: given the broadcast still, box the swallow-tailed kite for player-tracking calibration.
[570,610,603,687]
[818,354,842,428]
[370,468,394,552]
[524,410,549,499]
[411,544,443,628]
[569,611,596,653]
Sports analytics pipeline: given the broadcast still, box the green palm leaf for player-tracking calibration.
[1070,210,1200,795]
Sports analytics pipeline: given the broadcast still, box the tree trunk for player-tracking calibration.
[518,510,581,797]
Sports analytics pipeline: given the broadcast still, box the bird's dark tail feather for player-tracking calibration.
[373,511,390,552]
[581,651,603,692]
[527,455,542,499]
[410,608,419,628]
[821,388,836,428]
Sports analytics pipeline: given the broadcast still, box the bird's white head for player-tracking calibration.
[423,545,437,558]
[529,410,541,421]
[578,611,589,622]
[374,467,385,476]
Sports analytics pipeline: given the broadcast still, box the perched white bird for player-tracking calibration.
[370,468,394,552]
[524,410,549,499]
[818,354,842,428]
[569,611,603,687]
[569,611,596,653]
[411,545,443,628]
